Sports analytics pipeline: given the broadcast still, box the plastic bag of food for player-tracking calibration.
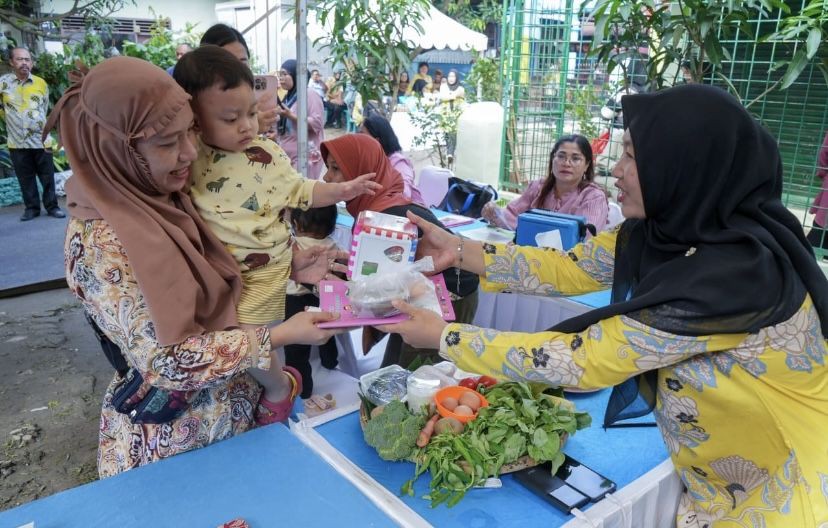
[348,257,440,318]
[359,365,411,406]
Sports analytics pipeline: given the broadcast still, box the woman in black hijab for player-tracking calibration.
[380,84,828,526]
[275,59,326,179]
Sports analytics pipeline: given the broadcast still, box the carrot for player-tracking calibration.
[416,414,441,448]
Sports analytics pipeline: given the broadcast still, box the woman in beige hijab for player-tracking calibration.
[47,56,342,477]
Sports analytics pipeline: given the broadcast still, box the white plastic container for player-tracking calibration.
[406,376,441,414]
[454,101,505,188]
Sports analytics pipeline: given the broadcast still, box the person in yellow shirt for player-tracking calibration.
[406,61,432,95]
[0,47,64,221]
[380,84,828,527]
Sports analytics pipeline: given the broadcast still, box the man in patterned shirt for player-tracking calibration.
[0,47,64,221]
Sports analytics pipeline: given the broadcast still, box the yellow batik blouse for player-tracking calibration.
[189,138,316,323]
[65,218,272,478]
[0,73,52,149]
[439,228,828,527]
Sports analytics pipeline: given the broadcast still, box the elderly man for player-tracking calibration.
[166,43,192,75]
[0,47,63,221]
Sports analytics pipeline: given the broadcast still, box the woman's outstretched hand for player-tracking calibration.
[291,245,348,284]
[375,300,447,350]
[406,211,460,274]
[480,202,499,224]
[341,173,382,201]
[270,310,344,347]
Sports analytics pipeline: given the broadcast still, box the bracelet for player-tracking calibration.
[455,237,464,296]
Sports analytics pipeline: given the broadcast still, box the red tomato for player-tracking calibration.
[458,377,479,390]
[476,376,498,388]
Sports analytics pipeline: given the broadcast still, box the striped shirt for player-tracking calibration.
[492,180,609,232]
[0,73,50,149]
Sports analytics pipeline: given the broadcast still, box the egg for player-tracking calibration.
[454,404,473,416]
[441,396,459,411]
[458,391,481,412]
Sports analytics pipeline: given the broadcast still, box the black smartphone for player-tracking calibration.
[514,466,590,514]
[556,455,616,502]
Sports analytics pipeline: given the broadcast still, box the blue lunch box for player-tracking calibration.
[515,209,588,249]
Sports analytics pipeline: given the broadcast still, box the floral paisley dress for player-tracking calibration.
[439,229,828,527]
[66,218,272,478]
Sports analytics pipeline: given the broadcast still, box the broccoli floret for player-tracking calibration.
[363,400,425,461]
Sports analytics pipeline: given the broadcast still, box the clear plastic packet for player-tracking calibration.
[347,257,441,318]
[359,365,411,406]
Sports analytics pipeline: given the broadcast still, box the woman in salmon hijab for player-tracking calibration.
[47,57,342,477]
[321,133,479,368]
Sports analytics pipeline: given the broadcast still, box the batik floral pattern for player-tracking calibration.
[621,316,710,371]
[65,218,270,478]
[574,242,615,286]
[656,387,710,454]
[738,307,826,373]
[502,339,585,386]
[484,244,562,296]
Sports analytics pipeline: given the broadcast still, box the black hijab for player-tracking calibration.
[551,84,828,426]
[277,59,298,136]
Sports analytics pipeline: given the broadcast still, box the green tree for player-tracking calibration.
[588,0,804,107]
[121,15,201,70]
[465,56,501,103]
[768,0,828,88]
[312,0,430,104]
[434,0,502,33]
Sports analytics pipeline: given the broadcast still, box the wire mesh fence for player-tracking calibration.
[499,0,828,256]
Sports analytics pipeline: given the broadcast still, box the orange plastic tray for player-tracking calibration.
[434,385,489,423]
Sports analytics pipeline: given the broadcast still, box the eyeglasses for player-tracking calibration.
[553,152,585,165]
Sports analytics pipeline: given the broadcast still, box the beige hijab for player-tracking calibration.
[45,57,242,346]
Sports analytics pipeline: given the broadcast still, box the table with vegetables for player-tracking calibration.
[308,363,671,527]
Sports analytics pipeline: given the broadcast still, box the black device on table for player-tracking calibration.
[514,454,617,514]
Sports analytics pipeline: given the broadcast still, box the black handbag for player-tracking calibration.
[86,312,192,424]
[437,176,498,218]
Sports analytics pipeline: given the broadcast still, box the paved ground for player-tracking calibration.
[0,197,68,293]
[0,288,107,511]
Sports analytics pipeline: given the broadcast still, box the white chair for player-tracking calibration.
[418,165,453,208]
[606,201,624,230]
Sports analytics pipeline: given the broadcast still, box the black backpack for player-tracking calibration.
[437,176,498,218]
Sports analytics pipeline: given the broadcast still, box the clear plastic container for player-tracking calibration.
[406,375,441,414]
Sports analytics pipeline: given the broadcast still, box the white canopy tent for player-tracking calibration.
[403,4,488,52]
[305,2,488,53]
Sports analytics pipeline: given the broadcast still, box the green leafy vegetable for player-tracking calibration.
[402,381,591,507]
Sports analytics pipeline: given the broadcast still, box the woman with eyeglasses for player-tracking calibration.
[481,134,609,232]
[274,59,326,180]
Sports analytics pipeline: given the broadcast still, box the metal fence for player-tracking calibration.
[498,0,828,256]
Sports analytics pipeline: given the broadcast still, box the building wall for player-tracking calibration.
[216,0,331,75]
[43,0,219,33]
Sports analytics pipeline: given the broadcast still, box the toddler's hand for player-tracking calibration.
[341,173,382,201]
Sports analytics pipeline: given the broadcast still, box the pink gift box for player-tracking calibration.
[348,211,418,279]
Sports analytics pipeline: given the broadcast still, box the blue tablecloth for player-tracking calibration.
[316,389,667,527]
[0,425,394,528]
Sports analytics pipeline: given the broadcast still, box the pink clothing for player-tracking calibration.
[277,87,325,180]
[809,132,828,227]
[388,151,424,205]
[492,180,609,232]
